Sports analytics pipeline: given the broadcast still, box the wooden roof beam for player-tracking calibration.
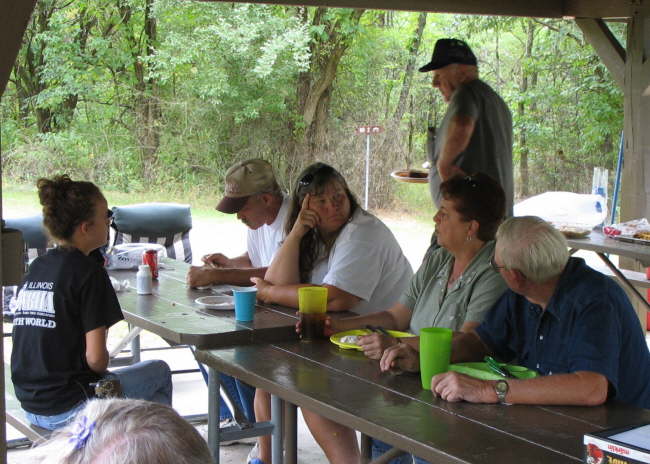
[199,0,633,19]
[0,0,36,96]
[575,18,626,89]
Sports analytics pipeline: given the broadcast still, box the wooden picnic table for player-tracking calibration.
[566,229,650,266]
[108,260,298,348]
[107,259,302,462]
[196,339,650,464]
[566,229,650,312]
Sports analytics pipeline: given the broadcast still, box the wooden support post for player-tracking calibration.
[621,4,650,328]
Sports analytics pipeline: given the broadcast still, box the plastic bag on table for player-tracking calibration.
[603,218,650,237]
[106,243,166,270]
[514,192,607,233]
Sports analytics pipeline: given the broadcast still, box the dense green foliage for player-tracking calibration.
[1,1,623,210]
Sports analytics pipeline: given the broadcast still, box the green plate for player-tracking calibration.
[449,362,537,380]
[330,329,414,351]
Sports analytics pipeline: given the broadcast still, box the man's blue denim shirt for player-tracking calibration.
[476,257,650,408]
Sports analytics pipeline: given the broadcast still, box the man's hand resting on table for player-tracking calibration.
[186,266,218,287]
[430,372,496,403]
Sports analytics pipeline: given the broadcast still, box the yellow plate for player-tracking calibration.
[330,329,414,351]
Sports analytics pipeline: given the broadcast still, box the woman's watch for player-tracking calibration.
[494,379,509,404]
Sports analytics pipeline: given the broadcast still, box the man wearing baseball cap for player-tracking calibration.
[186,158,288,432]
[187,158,288,287]
[421,38,513,217]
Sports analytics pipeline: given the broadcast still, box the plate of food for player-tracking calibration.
[634,231,650,241]
[553,224,592,239]
[330,329,414,350]
[390,169,429,184]
[195,295,234,310]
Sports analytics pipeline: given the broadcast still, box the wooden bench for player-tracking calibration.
[5,365,50,446]
[599,266,650,289]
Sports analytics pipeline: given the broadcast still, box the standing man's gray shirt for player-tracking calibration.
[429,79,513,216]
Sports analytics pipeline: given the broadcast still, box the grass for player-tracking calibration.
[391,180,437,221]
[2,181,437,226]
[2,183,237,222]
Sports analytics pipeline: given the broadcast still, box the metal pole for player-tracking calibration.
[271,394,284,464]
[208,367,220,463]
[365,133,370,210]
[610,131,624,225]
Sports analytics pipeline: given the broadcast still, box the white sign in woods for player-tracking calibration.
[356,125,383,135]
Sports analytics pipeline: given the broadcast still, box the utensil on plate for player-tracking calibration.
[484,356,515,378]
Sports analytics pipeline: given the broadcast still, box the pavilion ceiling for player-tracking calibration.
[197,0,634,19]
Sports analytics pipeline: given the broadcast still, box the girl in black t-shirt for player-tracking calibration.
[11,175,172,430]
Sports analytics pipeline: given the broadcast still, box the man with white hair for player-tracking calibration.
[382,216,650,408]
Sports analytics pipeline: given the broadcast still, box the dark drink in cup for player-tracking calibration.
[298,286,328,340]
[300,312,326,340]
[143,249,158,279]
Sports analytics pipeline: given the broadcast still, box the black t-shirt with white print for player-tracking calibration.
[11,247,123,415]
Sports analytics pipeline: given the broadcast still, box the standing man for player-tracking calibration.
[186,158,288,288]
[420,38,514,216]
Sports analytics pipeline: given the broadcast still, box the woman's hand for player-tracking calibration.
[296,314,336,337]
[357,333,398,360]
[379,343,420,373]
[251,277,273,303]
[288,194,319,239]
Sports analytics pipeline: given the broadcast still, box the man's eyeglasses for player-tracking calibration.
[490,254,505,273]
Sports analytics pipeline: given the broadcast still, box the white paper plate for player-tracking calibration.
[195,296,234,310]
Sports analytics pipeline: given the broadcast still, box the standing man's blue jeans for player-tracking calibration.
[195,358,255,422]
[218,374,256,422]
[25,359,172,431]
[372,439,418,464]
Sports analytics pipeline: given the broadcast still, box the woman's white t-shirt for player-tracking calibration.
[309,209,413,315]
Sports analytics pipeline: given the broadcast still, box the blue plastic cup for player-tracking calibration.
[233,289,257,322]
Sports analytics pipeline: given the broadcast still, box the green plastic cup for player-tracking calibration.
[419,327,453,390]
[298,287,328,340]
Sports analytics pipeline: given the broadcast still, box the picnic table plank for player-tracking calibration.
[197,343,625,463]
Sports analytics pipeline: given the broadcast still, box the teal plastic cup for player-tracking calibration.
[233,289,257,322]
[419,327,453,390]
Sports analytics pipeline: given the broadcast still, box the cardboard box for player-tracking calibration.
[584,423,650,464]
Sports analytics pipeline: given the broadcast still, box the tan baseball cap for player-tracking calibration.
[216,159,278,213]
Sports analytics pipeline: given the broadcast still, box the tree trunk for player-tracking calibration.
[10,0,90,132]
[290,8,365,165]
[121,0,161,181]
[375,11,427,162]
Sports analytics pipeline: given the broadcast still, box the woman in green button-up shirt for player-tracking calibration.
[329,172,508,360]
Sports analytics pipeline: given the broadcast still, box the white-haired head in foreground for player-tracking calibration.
[496,216,569,284]
[23,398,212,464]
